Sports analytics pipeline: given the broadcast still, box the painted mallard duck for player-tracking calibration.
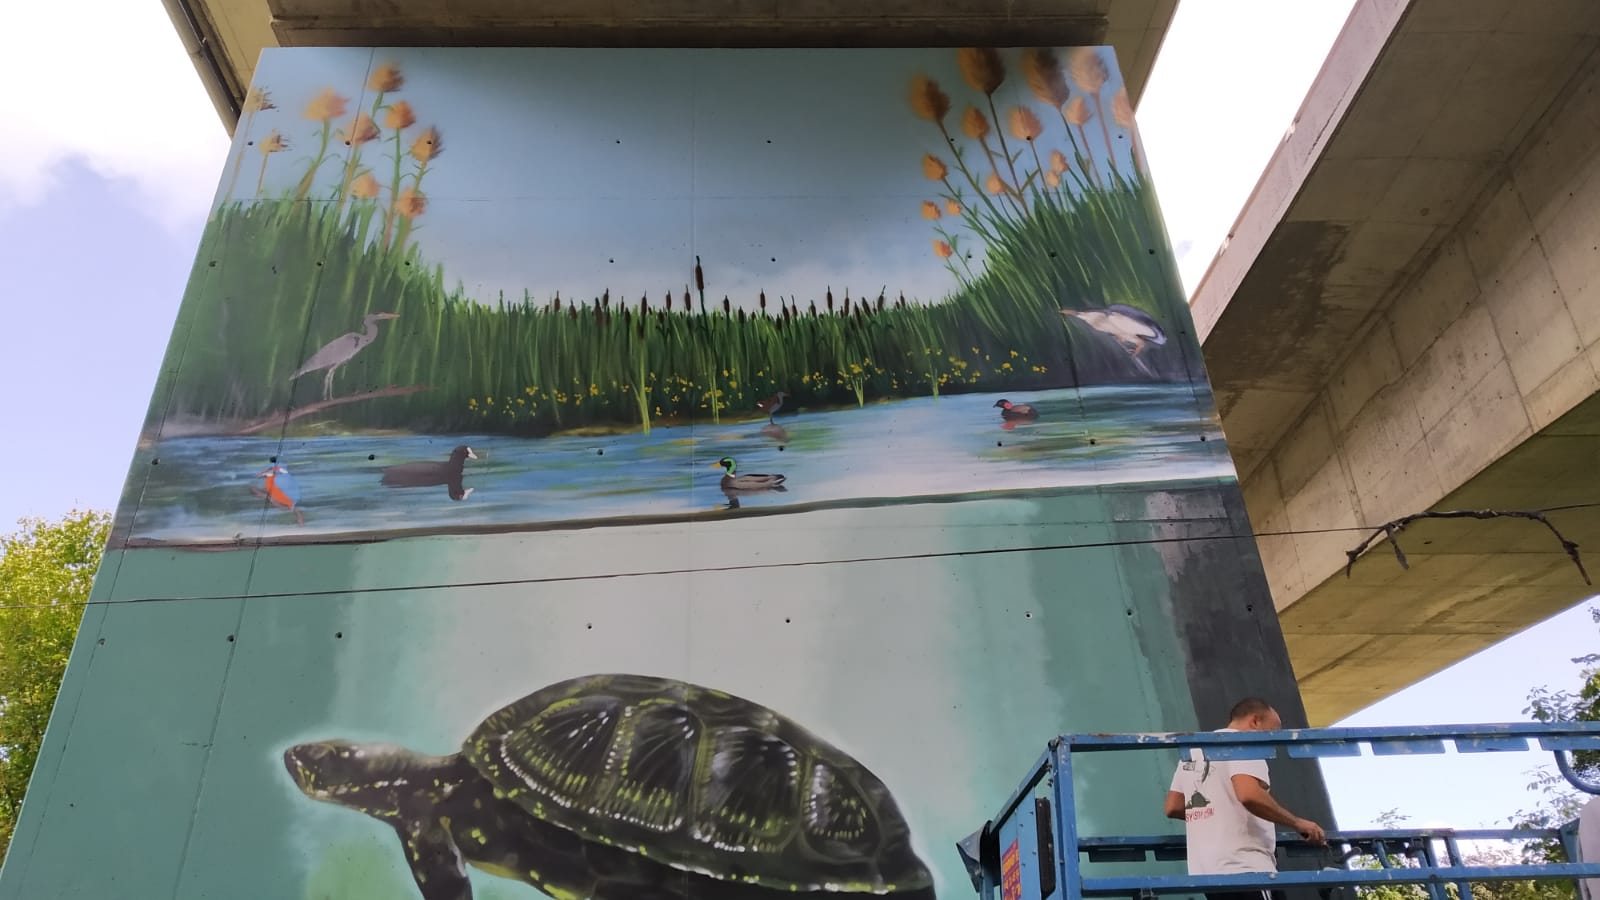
[711,456,786,492]
[993,399,1039,420]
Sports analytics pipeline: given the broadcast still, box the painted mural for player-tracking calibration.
[0,45,1328,900]
[108,44,1228,548]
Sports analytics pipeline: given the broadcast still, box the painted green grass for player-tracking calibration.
[145,173,1180,438]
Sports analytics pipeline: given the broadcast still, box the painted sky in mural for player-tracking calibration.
[112,46,1228,548]
[214,48,1143,306]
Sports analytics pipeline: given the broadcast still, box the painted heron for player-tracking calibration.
[1060,304,1166,375]
[289,311,400,400]
[755,390,788,424]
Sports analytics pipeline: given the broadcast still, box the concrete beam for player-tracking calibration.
[165,0,1176,134]
[1198,0,1600,723]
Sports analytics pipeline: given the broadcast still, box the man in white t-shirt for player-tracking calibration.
[1164,697,1327,900]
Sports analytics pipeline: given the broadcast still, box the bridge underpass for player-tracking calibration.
[1194,0,1600,724]
[158,0,1600,726]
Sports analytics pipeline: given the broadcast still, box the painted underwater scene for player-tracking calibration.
[114,45,1217,547]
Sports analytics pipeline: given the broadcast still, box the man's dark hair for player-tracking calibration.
[1227,697,1276,721]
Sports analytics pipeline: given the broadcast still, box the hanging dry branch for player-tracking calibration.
[1344,507,1591,585]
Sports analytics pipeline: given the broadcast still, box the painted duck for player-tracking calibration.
[993,399,1039,420]
[381,445,478,501]
[755,391,788,424]
[252,463,305,525]
[711,456,786,492]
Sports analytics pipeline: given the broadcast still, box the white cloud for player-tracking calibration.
[0,1,231,229]
[1137,0,1360,296]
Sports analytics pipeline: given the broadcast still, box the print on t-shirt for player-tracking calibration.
[1168,731,1277,875]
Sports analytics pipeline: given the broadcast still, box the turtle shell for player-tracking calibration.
[462,673,933,894]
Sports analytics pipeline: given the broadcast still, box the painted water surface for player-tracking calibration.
[123,385,1231,544]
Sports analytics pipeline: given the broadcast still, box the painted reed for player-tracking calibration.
[155,52,1181,438]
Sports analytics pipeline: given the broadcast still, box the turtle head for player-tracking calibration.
[283,740,430,813]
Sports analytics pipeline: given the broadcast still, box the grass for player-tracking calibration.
[143,49,1188,439]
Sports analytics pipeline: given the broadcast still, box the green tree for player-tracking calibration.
[1353,604,1600,900]
[1517,603,1600,866]
[0,509,109,865]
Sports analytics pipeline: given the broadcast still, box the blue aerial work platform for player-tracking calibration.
[957,723,1600,900]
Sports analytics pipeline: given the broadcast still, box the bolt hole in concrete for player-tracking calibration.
[784,618,792,624]
[270,456,278,463]
[227,635,235,642]
[97,638,105,646]
[586,623,593,630]
[1089,438,1097,445]
[368,454,376,460]
[335,631,343,639]
[1025,611,1033,618]
[152,458,160,465]
[1126,609,1133,616]
[1246,605,1254,613]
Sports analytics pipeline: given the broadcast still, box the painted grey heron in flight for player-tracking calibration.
[289,311,400,400]
[1060,303,1166,376]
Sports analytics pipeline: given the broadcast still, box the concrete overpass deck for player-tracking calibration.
[1195,0,1600,723]
[161,0,1178,132]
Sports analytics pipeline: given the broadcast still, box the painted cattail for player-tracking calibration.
[350,172,381,199]
[304,88,349,122]
[1019,48,1070,108]
[1008,107,1043,142]
[1113,87,1135,129]
[410,127,443,163]
[923,154,948,181]
[921,200,941,220]
[1067,48,1108,94]
[962,107,990,140]
[244,86,277,113]
[369,62,404,93]
[1065,97,1091,126]
[957,48,1005,95]
[909,74,951,122]
[384,100,416,131]
[395,186,427,217]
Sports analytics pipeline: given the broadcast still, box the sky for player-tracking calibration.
[1,0,1596,838]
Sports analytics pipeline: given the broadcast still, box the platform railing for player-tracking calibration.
[962,722,1600,900]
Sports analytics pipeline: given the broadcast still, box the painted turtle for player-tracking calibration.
[284,673,935,900]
